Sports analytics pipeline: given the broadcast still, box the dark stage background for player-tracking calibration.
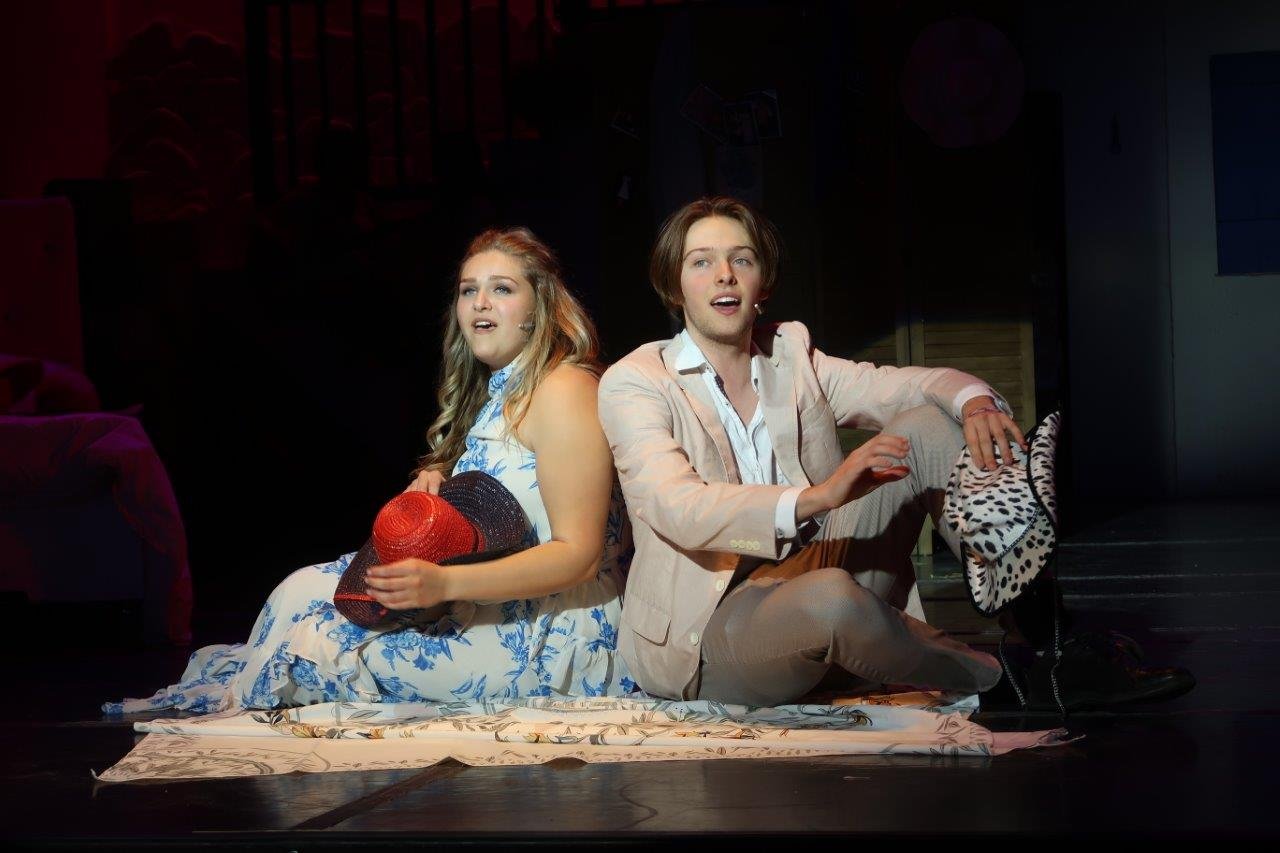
[2,0,1278,620]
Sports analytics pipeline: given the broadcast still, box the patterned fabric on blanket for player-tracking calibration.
[97,693,1070,782]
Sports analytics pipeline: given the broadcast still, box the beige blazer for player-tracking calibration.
[598,321,987,700]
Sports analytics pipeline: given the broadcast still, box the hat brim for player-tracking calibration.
[439,470,534,553]
[1028,411,1061,528]
[961,510,1054,616]
[332,540,406,630]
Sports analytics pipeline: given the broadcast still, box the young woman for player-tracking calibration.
[107,229,632,713]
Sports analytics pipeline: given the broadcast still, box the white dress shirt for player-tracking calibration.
[673,330,804,543]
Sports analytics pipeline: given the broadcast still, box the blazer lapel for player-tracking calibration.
[755,333,810,487]
[662,336,741,483]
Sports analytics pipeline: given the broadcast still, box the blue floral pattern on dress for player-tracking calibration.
[105,362,633,715]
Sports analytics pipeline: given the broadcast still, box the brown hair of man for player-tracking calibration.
[649,196,782,318]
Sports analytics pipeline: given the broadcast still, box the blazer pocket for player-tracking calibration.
[624,595,672,645]
[798,400,835,429]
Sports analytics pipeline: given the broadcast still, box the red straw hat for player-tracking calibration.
[333,470,532,628]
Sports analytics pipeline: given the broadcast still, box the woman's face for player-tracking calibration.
[456,250,537,371]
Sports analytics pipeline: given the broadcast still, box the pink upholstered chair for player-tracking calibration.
[0,198,192,643]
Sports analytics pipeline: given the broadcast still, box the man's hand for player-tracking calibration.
[405,469,446,494]
[961,396,1027,471]
[797,433,911,519]
[365,558,451,610]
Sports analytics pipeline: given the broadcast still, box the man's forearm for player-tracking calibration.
[795,483,833,523]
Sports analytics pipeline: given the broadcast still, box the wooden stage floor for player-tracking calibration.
[6,501,1279,846]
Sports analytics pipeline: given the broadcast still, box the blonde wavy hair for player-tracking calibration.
[416,228,601,476]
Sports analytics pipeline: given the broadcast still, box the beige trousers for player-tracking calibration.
[696,405,1002,706]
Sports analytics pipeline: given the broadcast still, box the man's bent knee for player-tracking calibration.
[789,568,875,634]
[883,404,960,441]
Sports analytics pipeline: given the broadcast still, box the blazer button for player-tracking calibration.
[714,579,727,592]
[689,632,700,645]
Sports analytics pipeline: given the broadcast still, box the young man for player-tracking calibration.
[599,197,1191,708]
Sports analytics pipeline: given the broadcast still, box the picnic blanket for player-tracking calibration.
[97,692,1066,782]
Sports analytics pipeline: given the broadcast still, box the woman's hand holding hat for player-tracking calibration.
[365,559,452,610]
[405,468,446,495]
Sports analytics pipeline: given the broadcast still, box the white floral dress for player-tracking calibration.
[105,364,634,714]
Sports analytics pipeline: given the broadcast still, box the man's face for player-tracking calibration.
[678,216,765,348]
